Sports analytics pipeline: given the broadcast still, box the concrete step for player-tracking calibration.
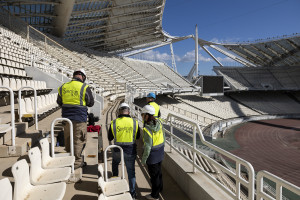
[0,129,43,157]
[1,122,28,144]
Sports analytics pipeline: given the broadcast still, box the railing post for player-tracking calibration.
[0,87,15,147]
[193,125,197,173]
[170,116,173,153]
[50,118,74,174]
[236,163,241,200]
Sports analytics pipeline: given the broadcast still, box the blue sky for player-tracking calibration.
[131,0,300,76]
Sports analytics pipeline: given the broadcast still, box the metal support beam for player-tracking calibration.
[202,46,223,66]
[170,43,177,72]
[123,35,193,57]
[195,24,199,77]
[210,45,256,67]
[52,0,75,37]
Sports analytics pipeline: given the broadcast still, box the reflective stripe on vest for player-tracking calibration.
[111,117,138,145]
[59,80,88,106]
[143,121,164,149]
[149,102,160,118]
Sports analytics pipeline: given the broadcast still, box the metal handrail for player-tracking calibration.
[257,170,300,200]
[129,102,254,200]
[18,87,38,130]
[162,103,216,124]
[104,145,125,182]
[50,118,74,174]
[0,86,15,146]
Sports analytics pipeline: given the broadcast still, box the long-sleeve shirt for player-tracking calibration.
[57,77,94,122]
[142,120,165,165]
[108,114,141,155]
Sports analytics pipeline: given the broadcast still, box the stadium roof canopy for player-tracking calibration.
[0,0,174,53]
[203,34,300,67]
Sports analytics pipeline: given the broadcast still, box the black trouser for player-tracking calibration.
[147,161,163,198]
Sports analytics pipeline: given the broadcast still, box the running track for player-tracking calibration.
[231,118,300,187]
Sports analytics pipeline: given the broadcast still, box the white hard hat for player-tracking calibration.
[141,105,155,115]
[74,68,86,77]
[119,103,129,109]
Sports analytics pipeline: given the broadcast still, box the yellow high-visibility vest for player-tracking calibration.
[143,120,164,149]
[149,101,160,118]
[58,80,88,107]
[111,117,138,145]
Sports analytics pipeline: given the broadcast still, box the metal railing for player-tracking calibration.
[129,102,255,200]
[166,113,255,200]
[50,118,74,174]
[162,103,216,125]
[129,102,300,200]
[257,171,300,200]
[0,86,15,148]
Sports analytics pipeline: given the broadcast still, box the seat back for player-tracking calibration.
[11,159,32,200]
[28,147,43,183]
[0,178,12,200]
[98,164,104,177]
[98,177,105,189]
[40,138,51,167]
[24,98,34,114]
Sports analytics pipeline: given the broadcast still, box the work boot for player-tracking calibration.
[145,194,158,200]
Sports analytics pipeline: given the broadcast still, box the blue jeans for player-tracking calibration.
[112,151,137,197]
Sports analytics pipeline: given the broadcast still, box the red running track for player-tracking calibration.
[231,118,300,187]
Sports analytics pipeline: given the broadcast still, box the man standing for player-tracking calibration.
[146,92,161,118]
[57,69,94,169]
[108,103,140,199]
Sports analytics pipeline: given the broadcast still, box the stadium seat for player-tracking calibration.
[12,159,66,200]
[39,138,75,169]
[98,164,129,197]
[28,147,71,185]
[98,193,132,200]
[0,178,12,200]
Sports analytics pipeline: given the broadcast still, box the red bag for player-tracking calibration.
[87,125,101,135]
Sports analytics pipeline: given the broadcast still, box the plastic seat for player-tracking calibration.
[98,177,129,197]
[9,78,17,91]
[28,147,71,185]
[98,193,132,200]
[4,66,9,74]
[24,98,35,115]
[12,159,66,200]
[0,178,12,200]
[40,138,75,169]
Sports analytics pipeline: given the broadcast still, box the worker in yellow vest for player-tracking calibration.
[57,69,94,169]
[108,103,141,199]
[141,105,165,200]
[146,92,161,118]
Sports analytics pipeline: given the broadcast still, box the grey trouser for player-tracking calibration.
[64,121,87,166]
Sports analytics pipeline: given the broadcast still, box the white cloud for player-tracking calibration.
[134,50,171,62]
[176,50,212,62]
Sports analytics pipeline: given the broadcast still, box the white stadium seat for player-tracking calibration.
[0,178,12,200]
[12,159,66,200]
[28,147,71,185]
[39,138,75,169]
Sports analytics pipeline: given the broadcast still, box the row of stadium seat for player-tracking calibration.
[19,93,58,117]
[0,77,47,91]
[0,58,28,69]
[0,65,26,76]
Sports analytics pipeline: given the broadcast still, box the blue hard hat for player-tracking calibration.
[147,92,156,99]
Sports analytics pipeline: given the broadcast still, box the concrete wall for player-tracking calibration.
[206,113,300,139]
[163,144,232,200]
